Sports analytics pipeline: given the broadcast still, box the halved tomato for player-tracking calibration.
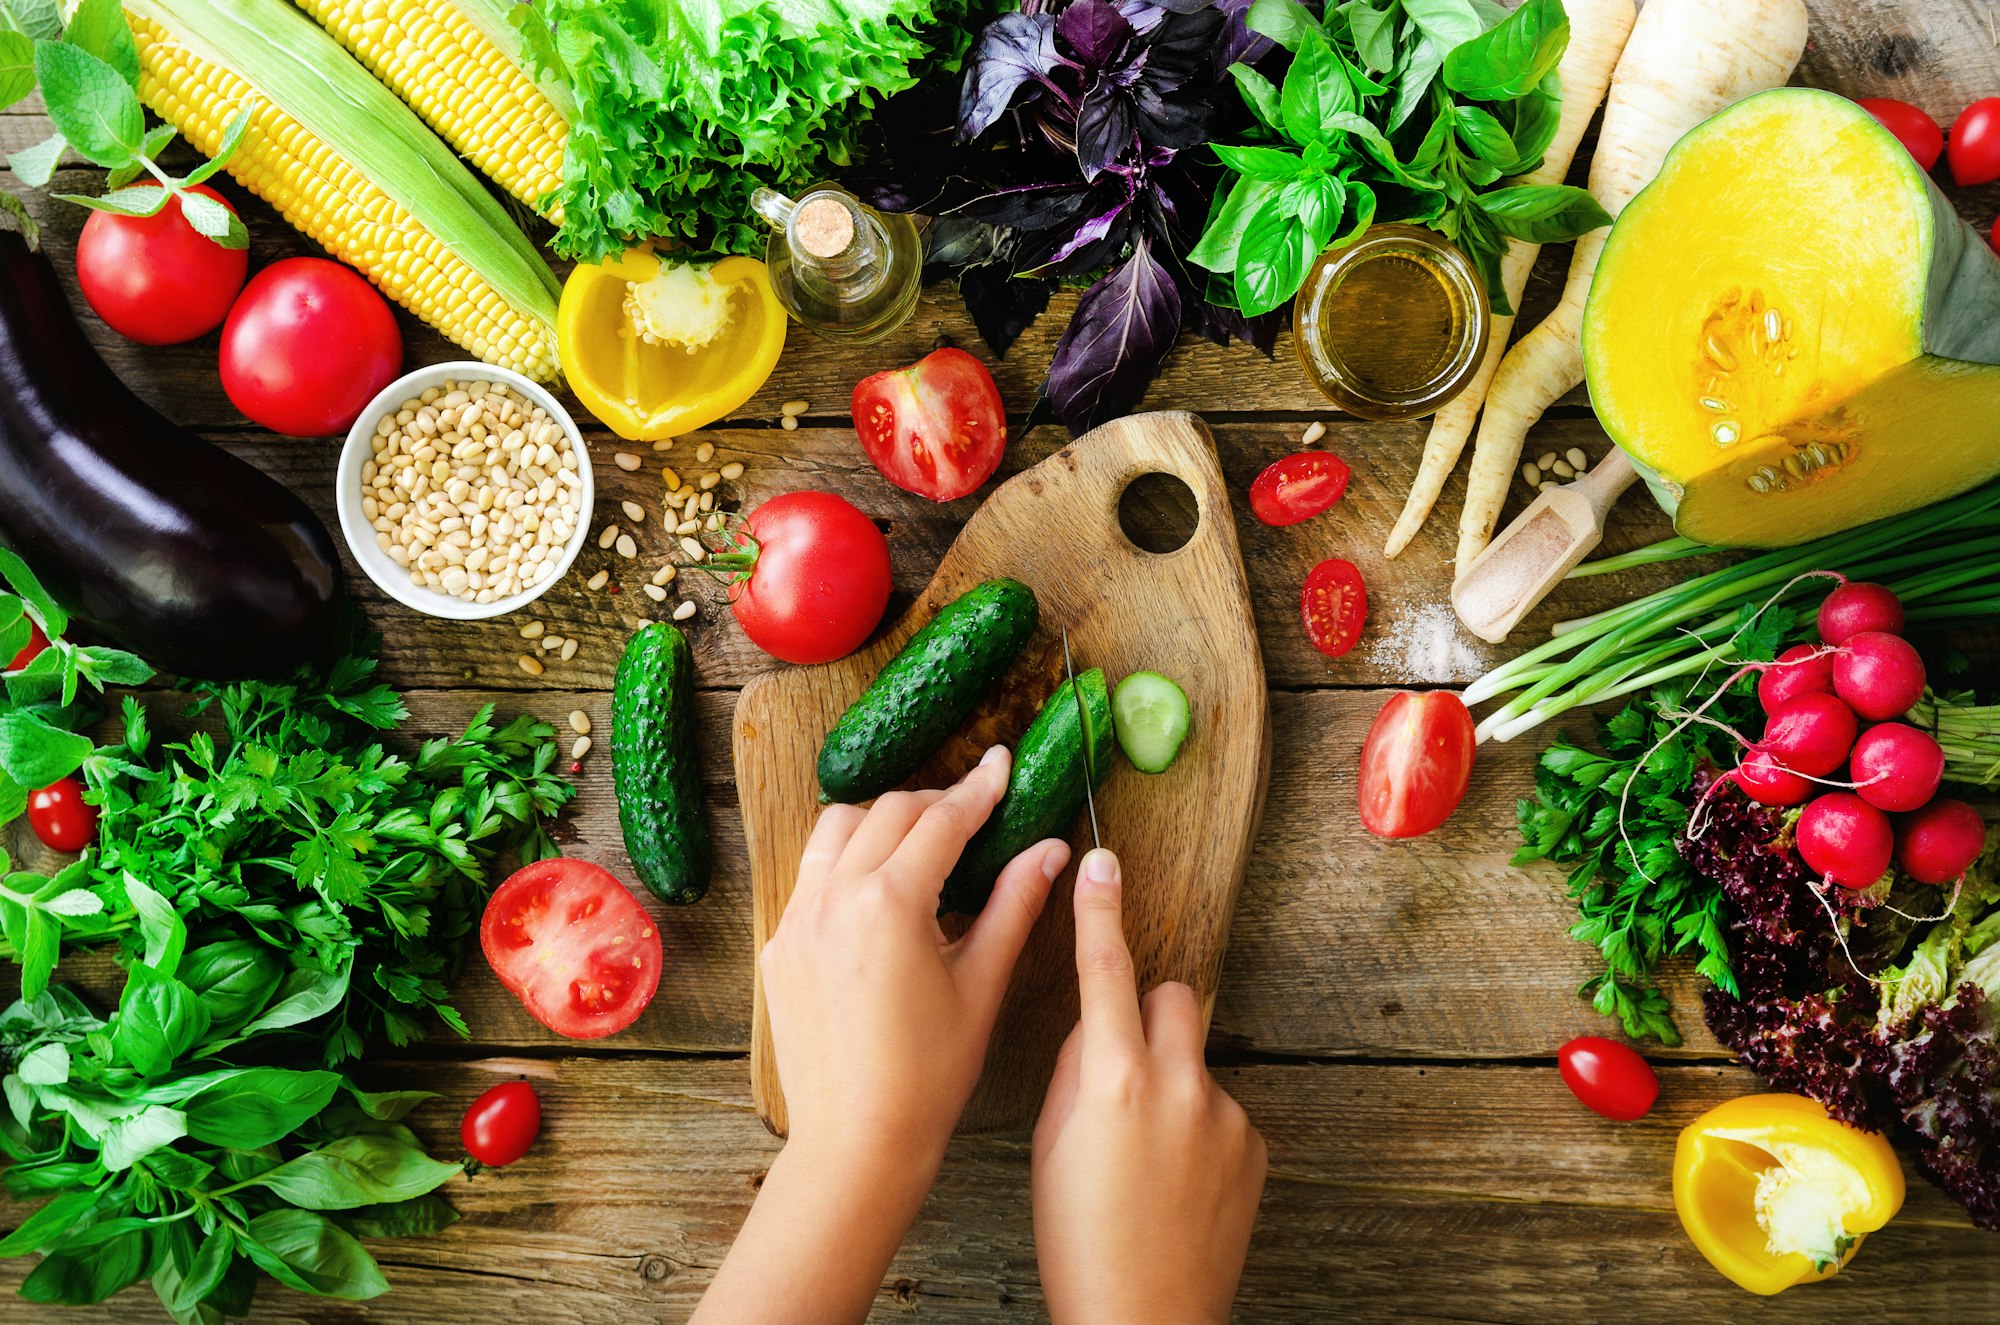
[1302,558,1367,658]
[1250,451,1350,526]
[851,346,1006,501]
[1357,691,1476,838]
[480,859,663,1039]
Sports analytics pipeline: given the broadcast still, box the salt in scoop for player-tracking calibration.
[1451,450,1638,643]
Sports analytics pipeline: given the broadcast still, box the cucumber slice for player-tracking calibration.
[1112,671,1190,774]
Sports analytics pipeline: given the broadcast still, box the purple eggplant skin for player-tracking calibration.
[0,228,343,680]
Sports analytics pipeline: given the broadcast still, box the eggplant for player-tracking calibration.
[0,229,342,679]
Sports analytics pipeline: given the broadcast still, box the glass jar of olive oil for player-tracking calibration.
[1292,224,1490,421]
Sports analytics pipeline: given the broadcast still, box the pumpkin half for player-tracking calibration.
[1582,88,2000,547]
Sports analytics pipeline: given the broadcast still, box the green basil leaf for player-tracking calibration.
[61,0,137,86]
[141,1146,216,1191]
[181,939,284,1032]
[341,1192,459,1239]
[236,953,351,1035]
[3,1073,33,1129]
[0,1188,98,1255]
[16,1040,67,1086]
[16,906,57,1001]
[1283,173,1345,253]
[1341,0,1396,73]
[1336,179,1377,246]
[1228,62,1282,136]
[123,875,186,974]
[98,1102,188,1170]
[18,1227,146,1304]
[1453,104,1515,165]
[241,1209,390,1300]
[1443,0,1568,101]
[0,29,31,109]
[1188,175,1281,275]
[180,1067,342,1147]
[248,1134,461,1210]
[343,1084,436,1121]
[1278,29,1352,145]
[1211,142,1308,182]
[1480,182,1613,243]
[32,40,143,168]
[0,708,93,789]
[1233,194,1314,318]
[1502,83,1561,175]
[1401,0,1484,47]
[112,964,208,1076]
[1245,0,1314,51]
[167,1228,236,1314]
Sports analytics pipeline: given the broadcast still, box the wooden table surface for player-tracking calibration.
[8,2,2000,1320]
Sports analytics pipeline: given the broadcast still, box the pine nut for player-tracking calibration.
[653,440,672,452]
[677,519,700,536]
[661,467,682,489]
[615,534,637,559]
[586,569,610,591]
[653,564,677,586]
[560,638,578,661]
[679,537,705,561]
[613,451,642,471]
[1536,451,1558,470]
[621,500,646,523]
[520,621,545,639]
[571,735,592,760]
[1566,447,1589,471]
[598,523,620,549]
[781,399,808,416]
[1301,421,1326,446]
[1521,463,1541,487]
[518,654,544,677]
[642,583,668,602]
[672,600,698,621]
[1550,460,1575,480]
[699,492,715,512]
[720,462,745,480]
[569,710,591,735]
[695,442,715,463]
[699,472,720,491]
[1538,480,1558,493]
[781,415,799,431]
[541,635,562,651]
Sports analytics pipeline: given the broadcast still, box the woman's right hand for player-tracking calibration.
[1030,847,1267,1324]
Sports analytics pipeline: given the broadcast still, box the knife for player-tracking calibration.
[1062,627,1101,851]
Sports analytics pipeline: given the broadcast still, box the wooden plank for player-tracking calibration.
[1,1059,1987,1322]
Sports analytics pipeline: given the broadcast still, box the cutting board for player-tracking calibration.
[733,411,1271,1135]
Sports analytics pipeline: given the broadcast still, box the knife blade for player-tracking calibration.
[1062,627,1101,851]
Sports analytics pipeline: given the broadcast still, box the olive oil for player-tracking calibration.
[751,184,922,343]
[1292,224,1489,420]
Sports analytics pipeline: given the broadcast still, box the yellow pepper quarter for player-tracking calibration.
[1674,1093,1905,1296]
[558,249,787,442]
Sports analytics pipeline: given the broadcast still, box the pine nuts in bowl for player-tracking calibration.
[336,363,593,621]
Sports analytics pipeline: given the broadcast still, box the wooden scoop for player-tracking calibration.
[1452,450,1639,643]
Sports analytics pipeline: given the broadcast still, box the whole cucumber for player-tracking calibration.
[817,578,1039,804]
[611,623,710,904]
[941,667,1113,915]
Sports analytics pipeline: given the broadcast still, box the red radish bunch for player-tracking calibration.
[1725,582,1987,890]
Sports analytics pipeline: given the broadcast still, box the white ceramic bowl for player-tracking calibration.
[336,362,593,621]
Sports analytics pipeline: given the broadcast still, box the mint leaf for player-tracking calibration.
[54,183,171,217]
[0,29,32,109]
[7,131,65,187]
[32,40,142,168]
[60,0,137,87]
[0,709,92,787]
[109,123,174,187]
[0,0,61,41]
[181,101,250,185]
[0,544,66,638]
[175,186,248,248]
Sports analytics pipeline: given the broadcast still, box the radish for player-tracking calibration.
[1849,722,1944,813]
[1817,581,1905,645]
[1733,749,1811,806]
[1757,643,1836,715]
[1796,792,1895,889]
[1832,631,1927,721]
[1896,798,1988,884]
[1757,691,1858,777]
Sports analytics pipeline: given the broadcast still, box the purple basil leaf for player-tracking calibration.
[1148,0,1219,12]
[1192,300,1280,355]
[1044,198,1130,269]
[1076,81,1136,179]
[959,265,1055,356]
[1117,0,1166,33]
[960,12,1060,143]
[1214,0,1272,72]
[1046,235,1182,434]
[952,180,1093,230]
[1139,6,1223,92]
[1056,0,1134,68]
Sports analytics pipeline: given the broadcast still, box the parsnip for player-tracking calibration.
[1452,0,1809,576]
[1383,0,1636,561]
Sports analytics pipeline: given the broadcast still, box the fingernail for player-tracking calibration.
[1041,841,1072,881]
[1081,847,1118,886]
[979,744,1008,770]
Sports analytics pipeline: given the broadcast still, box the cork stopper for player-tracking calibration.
[794,196,856,259]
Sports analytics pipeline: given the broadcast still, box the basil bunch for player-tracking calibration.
[1191,0,1611,316]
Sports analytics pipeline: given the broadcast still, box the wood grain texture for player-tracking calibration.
[738,414,1271,1133]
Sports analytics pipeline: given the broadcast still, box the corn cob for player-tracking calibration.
[289,0,567,217]
[126,0,560,381]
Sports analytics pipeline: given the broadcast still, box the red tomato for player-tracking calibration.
[1950,97,2000,186]
[1357,691,1475,838]
[480,859,663,1040]
[8,621,48,672]
[1301,558,1367,659]
[220,257,402,436]
[851,347,1006,501]
[722,491,891,664]
[1856,98,1943,171]
[75,184,248,345]
[1557,1035,1659,1121]
[1249,451,1351,527]
[461,1081,541,1167]
[28,777,97,854]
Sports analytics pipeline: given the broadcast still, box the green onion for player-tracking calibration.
[1912,692,2000,787]
[1565,535,1715,578]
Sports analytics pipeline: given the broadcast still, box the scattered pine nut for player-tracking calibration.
[1301,421,1326,446]
[1536,451,1558,470]
[621,500,646,523]
[598,524,620,550]
[653,440,673,452]
[676,518,699,536]
[571,735,592,760]
[615,533,637,559]
[1566,447,1589,471]
[652,565,676,586]
[781,415,799,431]
[672,600,698,621]
[1520,463,1541,487]
[642,583,668,602]
[1550,459,1576,480]
[519,621,545,639]
[679,536,705,561]
[705,513,724,532]
[613,451,642,471]
[695,442,715,463]
[699,492,715,512]
[542,635,565,651]
[781,399,808,416]
[518,654,544,677]
[586,569,610,591]
[661,466,682,489]
[560,638,578,661]
[568,710,591,735]
[1538,480,1558,493]
[699,472,720,491]
[721,462,744,480]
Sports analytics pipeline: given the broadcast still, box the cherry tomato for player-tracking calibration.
[8,620,48,672]
[1249,451,1351,527]
[220,257,402,437]
[480,859,663,1039]
[461,1080,542,1167]
[28,777,97,854]
[851,347,1006,501]
[1557,1035,1659,1121]
[1301,558,1367,659]
[75,184,248,345]
[1950,97,2000,186]
[1856,98,1943,171]
[722,491,890,665]
[1357,691,1475,838]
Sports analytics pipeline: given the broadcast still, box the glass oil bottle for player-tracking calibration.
[751,184,923,343]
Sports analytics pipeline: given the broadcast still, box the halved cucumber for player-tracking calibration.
[1112,671,1189,774]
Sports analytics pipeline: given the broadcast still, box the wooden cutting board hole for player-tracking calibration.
[1117,470,1200,553]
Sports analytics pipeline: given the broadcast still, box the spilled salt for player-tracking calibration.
[1366,603,1483,682]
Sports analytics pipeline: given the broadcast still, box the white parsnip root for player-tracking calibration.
[1383,0,1636,561]
[1451,0,1810,577]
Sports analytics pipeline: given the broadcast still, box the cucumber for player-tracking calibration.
[817,578,1039,804]
[1111,671,1190,773]
[611,623,711,904]
[941,667,1113,915]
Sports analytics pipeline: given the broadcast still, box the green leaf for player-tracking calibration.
[73,644,153,688]
[237,955,352,1034]
[1188,175,1281,275]
[0,547,66,637]
[1443,0,1568,101]
[1283,172,1345,253]
[179,1067,342,1147]
[241,1209,391,1300]
[1228,62,1282,136]
[1233,193,1315,318]
[1480,183,1612,243]
[248,1134,462,1210]
[181,939,284,1032]
[32,40,143,168]
[1401,0,1485,47]
[1501,82,1561,174]
[53,183,172,217]
[16,907,57,1000]
[181,102,248,185]
[0,1189,98,1255]
[0,30,32,109]
[124,875,186,973]
[0,0,61,40]
[174,187,248,249]
[1279,30,1353,146]
[1211,143,1308,182]
[17,1040,69,1085]
[1453,104,1515,165]
[342,1192,459,1239]
[98,1102,188,1170]
[1245,0,1315,51]
[344,1084,437,1121]
[7,131,65,187]
[0,708,94,787]
[112,964,208,1076]
[167,1229,237,1315]
[61,0,137,87]
[18,1228,147,1304]
[1342,0,1396,72]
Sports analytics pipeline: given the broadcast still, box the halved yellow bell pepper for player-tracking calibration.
[1674,1093,1904,1296]
[557,248,786,441]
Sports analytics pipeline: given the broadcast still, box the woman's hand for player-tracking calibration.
[1032,848,1268,1325]
[762,743,1071,1161]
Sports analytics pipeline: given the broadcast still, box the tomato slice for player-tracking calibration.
[1301,558,1367,658]
[480,859,663,1039]
[1357,691,1476,838]
[851,346,1006,501]
[1250,451,1351,526]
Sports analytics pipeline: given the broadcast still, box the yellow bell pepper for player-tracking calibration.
[557,247,786,441]
[1674,1093,1905,1296]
